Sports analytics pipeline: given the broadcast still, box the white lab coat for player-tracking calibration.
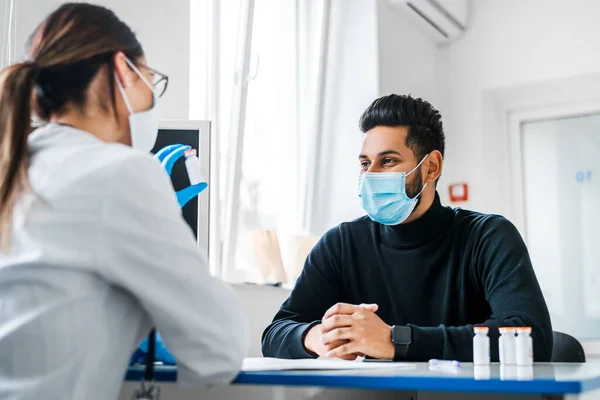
[0,123,249,400]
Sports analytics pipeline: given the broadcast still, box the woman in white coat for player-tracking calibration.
[0,3,248,399]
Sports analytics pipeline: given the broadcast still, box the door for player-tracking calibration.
[521,113,600,340]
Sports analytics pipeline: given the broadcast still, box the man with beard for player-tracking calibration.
[262,94,553,362]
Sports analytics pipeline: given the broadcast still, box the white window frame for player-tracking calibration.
[507,101,600,238]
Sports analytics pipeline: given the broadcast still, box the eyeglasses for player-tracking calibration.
[136,64,169,98]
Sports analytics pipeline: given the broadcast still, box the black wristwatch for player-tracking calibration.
[391,325,412,360]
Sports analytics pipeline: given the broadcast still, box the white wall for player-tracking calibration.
[437,0,600,218]
[376,0,447,202]
[3,0,190,119]
[376,0,440,106]
[233,285,290,357]
[309,0,380,235]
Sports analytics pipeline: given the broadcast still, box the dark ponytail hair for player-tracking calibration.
[0,3,144,247]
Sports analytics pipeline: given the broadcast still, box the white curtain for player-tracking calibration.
[213,0,332,283]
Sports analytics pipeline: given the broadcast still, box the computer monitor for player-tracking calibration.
[151,121,211,255]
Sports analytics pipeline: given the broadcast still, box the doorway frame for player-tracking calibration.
[507,102,600,358]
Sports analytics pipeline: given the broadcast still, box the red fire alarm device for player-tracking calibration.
[448,183,468,203]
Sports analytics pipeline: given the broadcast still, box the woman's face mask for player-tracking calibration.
[115,57,160,152]
[359,155,428,225]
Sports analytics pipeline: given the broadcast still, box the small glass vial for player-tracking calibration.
[515,327,533,366]
[184,149,203,185]
[473,326,490,365]
[499,327,517,365]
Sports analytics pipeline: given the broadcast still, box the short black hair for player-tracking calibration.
[359,94,445,161]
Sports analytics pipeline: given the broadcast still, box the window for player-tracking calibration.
[190,0,331,284]
[225,0,298,283]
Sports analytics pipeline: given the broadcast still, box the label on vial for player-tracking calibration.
[185,154,204,185]
[473,334,490,365]
[499,333,517,365]
[515,335,533,366]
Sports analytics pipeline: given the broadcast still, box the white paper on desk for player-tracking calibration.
[242,357,415,372]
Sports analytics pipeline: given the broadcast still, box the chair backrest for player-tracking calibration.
[552,331,585,362]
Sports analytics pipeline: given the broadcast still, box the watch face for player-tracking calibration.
[393,326,412,344]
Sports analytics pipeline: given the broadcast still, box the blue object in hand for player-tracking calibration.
[154,143,208,208]
[129,144,208,367]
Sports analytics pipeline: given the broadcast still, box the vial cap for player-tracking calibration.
[184,149,197,157]
[515,327,532,334]
[473,326,489,333]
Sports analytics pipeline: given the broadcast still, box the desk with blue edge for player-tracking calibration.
[121,362,600,400]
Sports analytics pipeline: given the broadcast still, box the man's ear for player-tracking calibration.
[424,150,443,184]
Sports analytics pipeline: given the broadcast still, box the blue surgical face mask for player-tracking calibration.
[359,155,428,225]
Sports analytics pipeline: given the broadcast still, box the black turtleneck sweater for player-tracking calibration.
[262,194,553,361]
